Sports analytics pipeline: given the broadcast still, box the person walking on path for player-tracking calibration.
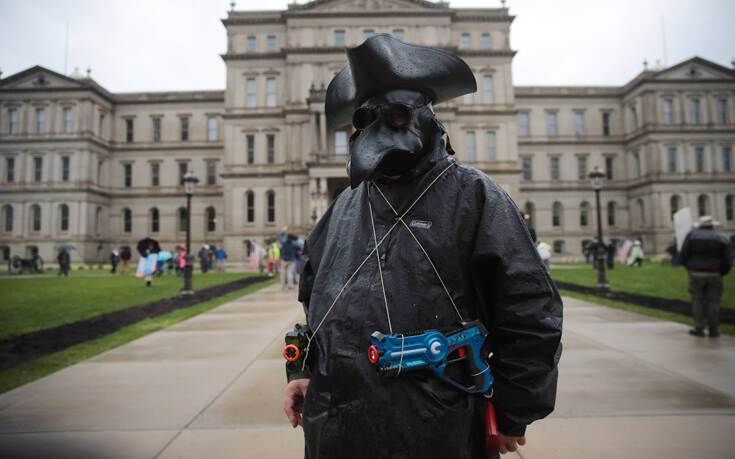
[198,245,209,274]
[537,241,552,269]
[627,240,644,267]
[278,227,298,290]
[109,248,119,274]
[217,246,227,272]
[680,215,732,338]
[606,240,616,270]
[57,249,70,277]
[120,246,132,276]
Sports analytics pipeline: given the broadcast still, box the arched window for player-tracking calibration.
[30,204,41,232]
[637,199,645,227]
[523,201,535,227]
[552,202,562,227]
[206,207,216,232]
[246,191,255,223]
[150,208,159,233]
[2,205,13,232]
[697,194,709,217]
[670,194,682,221]
[178,207,187,232]
[607,201,616,226]
[579,201,590,227]
[266,191,275,223]
[122,207,132,233]
[60,204,70,232]
[95,207,102,234]
[726,195,734,221]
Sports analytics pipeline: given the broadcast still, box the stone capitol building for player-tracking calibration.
[1,0,734,264]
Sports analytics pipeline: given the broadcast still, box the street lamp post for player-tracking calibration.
[589,166,610,294]
[181,171,199,296]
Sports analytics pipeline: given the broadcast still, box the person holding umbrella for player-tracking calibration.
[136,238,161,287]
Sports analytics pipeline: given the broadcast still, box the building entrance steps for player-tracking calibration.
[1,288,734,458]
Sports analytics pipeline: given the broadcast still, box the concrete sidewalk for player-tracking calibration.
[1,285,734,458]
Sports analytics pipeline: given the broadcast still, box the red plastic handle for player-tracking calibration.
[283,344,300,362]
[368,345,380,364]
[485,401,501,453]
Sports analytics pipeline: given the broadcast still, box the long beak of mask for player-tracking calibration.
[347,121,424,188]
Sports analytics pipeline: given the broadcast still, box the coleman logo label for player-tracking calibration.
[409,219,432,229]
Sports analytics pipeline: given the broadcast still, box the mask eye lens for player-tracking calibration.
[352,107,377,130]
[388,104,412,128]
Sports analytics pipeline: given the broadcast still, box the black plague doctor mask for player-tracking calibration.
[325,34,477,188]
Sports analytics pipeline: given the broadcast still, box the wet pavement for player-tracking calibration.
[0,285,734,458]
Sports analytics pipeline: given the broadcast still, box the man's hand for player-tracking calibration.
[497,433,526,454]
[284,378,310,428]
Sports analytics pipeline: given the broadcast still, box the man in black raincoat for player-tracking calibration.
[284,35,562,458]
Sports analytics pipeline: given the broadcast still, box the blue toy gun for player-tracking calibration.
[367,320,493,394]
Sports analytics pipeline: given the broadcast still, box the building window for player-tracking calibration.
[466,131,476,162]
[717,99,728,125]
[724,147,732,172]
[150,208,159,233]
[266,191,275,223]
[0,246,8,261]
[547,112,557,137]
[97,160,103,184]
[266,78,277,107]
[691,99,700,125]
[6,157,14,182]
[602,112,611,136]
[63,107,72,133]
[550,157,560,181]
[125,119,134,142]
[9,108,18,134]
[726,195,734,221]
[34,157,43,182]
[248,36,256,51]
[605,157,614,180]
[552,202,562,227]
[667,147,677,173]
[246,191,255,223]
[697,194,709,217]
[460,33,470,48]
[335,30,345,45]
[98,113,105,136]
[580,201,590,227]
[607,201,616,226]
[553,240,564,254]
[638,199,645,227]
[483,76,493,104]
[151,163,159,187]
[364,30,375,39]
[123,208,132,233]
[207,161,217,186]
[670,195,681,221]
[246,78,256,108]
[180,117,189,141]
[207,207,216,232]
[575,112,584,136]
[124,163,132,188]
[3,205,13,232]
[577,157,587,180]
[522,157,532,180]
[486,132,496,161]
[152,117,161,142]
[267,134,275,164]
[95,207,102,234]
[481,33,490,48]
[178,207,187,232]
[59,156,70,182]
[247,135,255,164]
[267,35,276,50]
[36,108,45,133]
[463,92,473,105]
[179,162,188,186]
[393,29,404,40]
[663,99,673,125]
[519,113,529,137]
[60,204,70,232]
[207,117,218,141]
[630,106,638,129]
[31,205,41,232]
[695,147,704,173]
[335,131,348,161]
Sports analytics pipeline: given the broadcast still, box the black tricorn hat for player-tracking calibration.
[326,34,477,127]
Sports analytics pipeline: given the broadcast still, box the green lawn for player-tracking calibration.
[0,277,279,394]
[550,261,735,309]
[0,272,260,340]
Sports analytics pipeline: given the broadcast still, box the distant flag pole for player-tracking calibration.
[64,21,69,75]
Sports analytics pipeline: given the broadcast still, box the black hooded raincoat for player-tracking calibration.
[296,139,562,458]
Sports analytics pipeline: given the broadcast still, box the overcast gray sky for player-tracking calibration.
[1,0,733,92]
